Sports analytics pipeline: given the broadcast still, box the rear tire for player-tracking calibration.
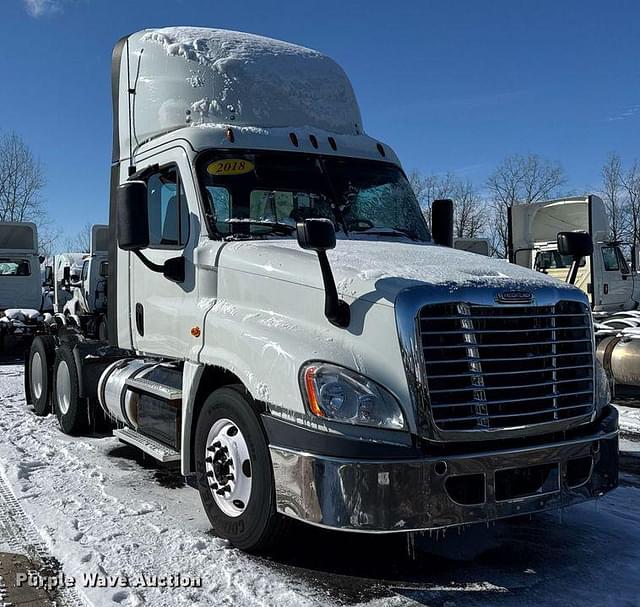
[52,345,87,435]
[195,385,288,553]
[26,335,56,416]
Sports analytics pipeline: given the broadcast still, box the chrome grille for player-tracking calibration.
[419,301,594,431]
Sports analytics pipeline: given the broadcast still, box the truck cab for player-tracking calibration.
[510,195,639,312]
[63,225,109,339]
[0,222,46,346]
[26,27,618,552]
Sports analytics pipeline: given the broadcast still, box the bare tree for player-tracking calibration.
[621,160,640,247]
[408,170,485,238]
[0,131,57,254]
[64,222,92,253]
[601,153,628,242]
[486,154,566,257]
[452,179,485,238]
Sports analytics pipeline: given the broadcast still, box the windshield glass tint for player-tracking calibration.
[0,259,31,276]
[197,152,430,241]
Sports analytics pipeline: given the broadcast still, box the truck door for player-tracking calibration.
[129,157,197,358]
[599,245,634,310]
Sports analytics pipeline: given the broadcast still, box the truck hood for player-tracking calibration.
[217,238,577,305]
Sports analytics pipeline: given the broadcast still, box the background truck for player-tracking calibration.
[24,27,617,552]
[0,222,49,349]
[62,224,110,340]
[509,195,639,312]
[508,195,640,389]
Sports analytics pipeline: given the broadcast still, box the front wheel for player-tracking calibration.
[195,386,288,552]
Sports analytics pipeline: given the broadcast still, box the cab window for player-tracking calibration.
[616,248,630,274]
[81,260,89,281]
[147,167,189,247]
[0,259,31,276]
[602,247,620,271]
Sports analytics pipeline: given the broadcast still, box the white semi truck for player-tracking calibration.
[62,224,110,339]
[24,27,617,552]
[0,222,49,348]
[509,195,638,312]
[509,196,640,388]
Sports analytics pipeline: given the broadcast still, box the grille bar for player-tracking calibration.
[429,378,592,394]
[427,363,593,379]
[423,338,592,350]
[428,352,591,365]
[419,300,594,432]
[430,389,593,408]
[436,404,591,424]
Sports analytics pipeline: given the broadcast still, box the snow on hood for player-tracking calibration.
[219,238,576,305]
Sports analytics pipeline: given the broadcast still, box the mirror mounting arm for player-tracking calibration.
[132,250,185,283]
[317,250,350,328]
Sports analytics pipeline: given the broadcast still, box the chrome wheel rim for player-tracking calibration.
[31,351,43,400]
[56,361,71,415]
[205,418,252,518]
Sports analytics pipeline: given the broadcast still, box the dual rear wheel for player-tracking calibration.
[25,337,87,434]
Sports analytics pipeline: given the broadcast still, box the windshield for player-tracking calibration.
[535,250,586,271]
[0,259,31,277]
[197,151,431,241]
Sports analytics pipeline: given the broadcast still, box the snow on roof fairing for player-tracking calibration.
[117,27,363,158]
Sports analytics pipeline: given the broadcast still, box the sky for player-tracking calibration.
[1,0,639,240]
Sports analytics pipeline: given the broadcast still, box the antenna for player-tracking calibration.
[125,39,134,175]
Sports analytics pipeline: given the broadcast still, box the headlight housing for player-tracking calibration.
[300,363,405,430]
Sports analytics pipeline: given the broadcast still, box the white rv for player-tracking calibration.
[24,28,617,552]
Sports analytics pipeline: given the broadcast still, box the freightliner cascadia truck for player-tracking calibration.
[24,27,618,552]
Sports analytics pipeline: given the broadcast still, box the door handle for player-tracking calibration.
[622,275,629,280]
[135,303,144,336]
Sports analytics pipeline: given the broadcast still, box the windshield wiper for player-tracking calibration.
[349,226,420,241]
[223,219,296,239]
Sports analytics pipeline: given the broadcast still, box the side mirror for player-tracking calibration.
[557,231,593,285]
[117,181,149,251]
[63,266,71,284]
[44,266,53,286]
[296,219,349,327]
[163,256,185,283]
[431,199,454,247]
[99,261,109,278]
[557,231,593,258]
[296,217,336,252]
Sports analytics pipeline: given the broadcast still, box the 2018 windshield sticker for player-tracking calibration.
[207,159,254,176]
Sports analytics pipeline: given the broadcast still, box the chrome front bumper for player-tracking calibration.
[270,407,618,533]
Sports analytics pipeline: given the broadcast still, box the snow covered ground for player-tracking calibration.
[1,358,640,606]
[616,403,640,436]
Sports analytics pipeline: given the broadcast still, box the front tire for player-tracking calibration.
[26,335,56,416]
[195,386,287,552]
[52,345,87,435]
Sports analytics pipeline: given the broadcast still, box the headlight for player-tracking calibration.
[300,363,405,430]
[595,358,611,414]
